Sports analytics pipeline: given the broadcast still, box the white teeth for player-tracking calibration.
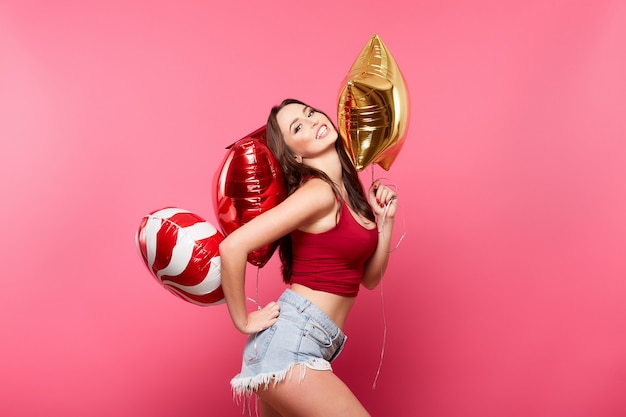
[317,126,327,139]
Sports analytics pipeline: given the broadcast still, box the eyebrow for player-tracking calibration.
[289,106,311,132]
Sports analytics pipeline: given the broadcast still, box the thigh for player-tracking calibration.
[257,365,371,417]
[259,399,282,417]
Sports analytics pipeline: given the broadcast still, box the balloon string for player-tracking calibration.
[369,164,407,252]
[245,266,262,310]
[381,199,406,252]
[372,277,387,389]
[246,267,263,360]
[372,197,406,389]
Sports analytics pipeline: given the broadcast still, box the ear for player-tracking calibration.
[294,154,303,163]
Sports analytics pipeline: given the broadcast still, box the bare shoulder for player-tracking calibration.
[256,177,336,232]
[290,177,336,211]
[286,178,338,232]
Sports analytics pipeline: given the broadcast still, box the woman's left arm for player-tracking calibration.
[362,180,398,289]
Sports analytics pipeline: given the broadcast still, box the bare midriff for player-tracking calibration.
[289,283,356,330]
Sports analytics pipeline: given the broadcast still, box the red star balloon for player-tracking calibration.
[213,126,286,267]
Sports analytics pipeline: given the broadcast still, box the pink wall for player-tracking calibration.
[1,1,625,416]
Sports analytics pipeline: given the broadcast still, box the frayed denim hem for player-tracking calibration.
[231,357,332,398]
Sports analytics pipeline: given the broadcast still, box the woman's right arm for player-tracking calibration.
[218,179,336,334]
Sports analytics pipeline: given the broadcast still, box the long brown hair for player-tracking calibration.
[266,98,374,283]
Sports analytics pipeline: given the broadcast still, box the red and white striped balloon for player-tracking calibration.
[135,207,225,306]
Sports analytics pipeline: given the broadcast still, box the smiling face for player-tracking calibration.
[276,102,338,162]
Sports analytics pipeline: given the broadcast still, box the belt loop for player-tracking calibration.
[297,299,311,314]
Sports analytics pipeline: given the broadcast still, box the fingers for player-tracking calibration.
[263,301,281,317]
[370,180,398,209]
[260,302,281,325]
[243,301,281,334]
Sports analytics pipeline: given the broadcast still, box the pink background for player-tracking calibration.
[1,1,625,416]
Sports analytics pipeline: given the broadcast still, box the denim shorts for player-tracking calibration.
[230,289,347,396]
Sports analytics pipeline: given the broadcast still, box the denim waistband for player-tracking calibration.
[278,289,342,338]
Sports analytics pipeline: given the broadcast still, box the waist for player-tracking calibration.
[288,284,356,329]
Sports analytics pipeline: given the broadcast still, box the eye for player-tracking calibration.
[307,109,315,117]
[294,124,302,133]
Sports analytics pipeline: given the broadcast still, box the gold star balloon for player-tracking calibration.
[337,34,410,171]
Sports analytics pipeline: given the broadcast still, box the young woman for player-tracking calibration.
[220,99,398,417]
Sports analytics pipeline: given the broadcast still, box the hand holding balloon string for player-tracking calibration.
[369,177,406,252]
[367,175,406,390]
[368,178,405,389]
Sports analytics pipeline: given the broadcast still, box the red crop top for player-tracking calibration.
[289,203,378,297]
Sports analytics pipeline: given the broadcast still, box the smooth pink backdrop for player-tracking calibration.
[1,1,625,416]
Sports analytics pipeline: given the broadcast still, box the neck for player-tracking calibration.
[303,148,343,185]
